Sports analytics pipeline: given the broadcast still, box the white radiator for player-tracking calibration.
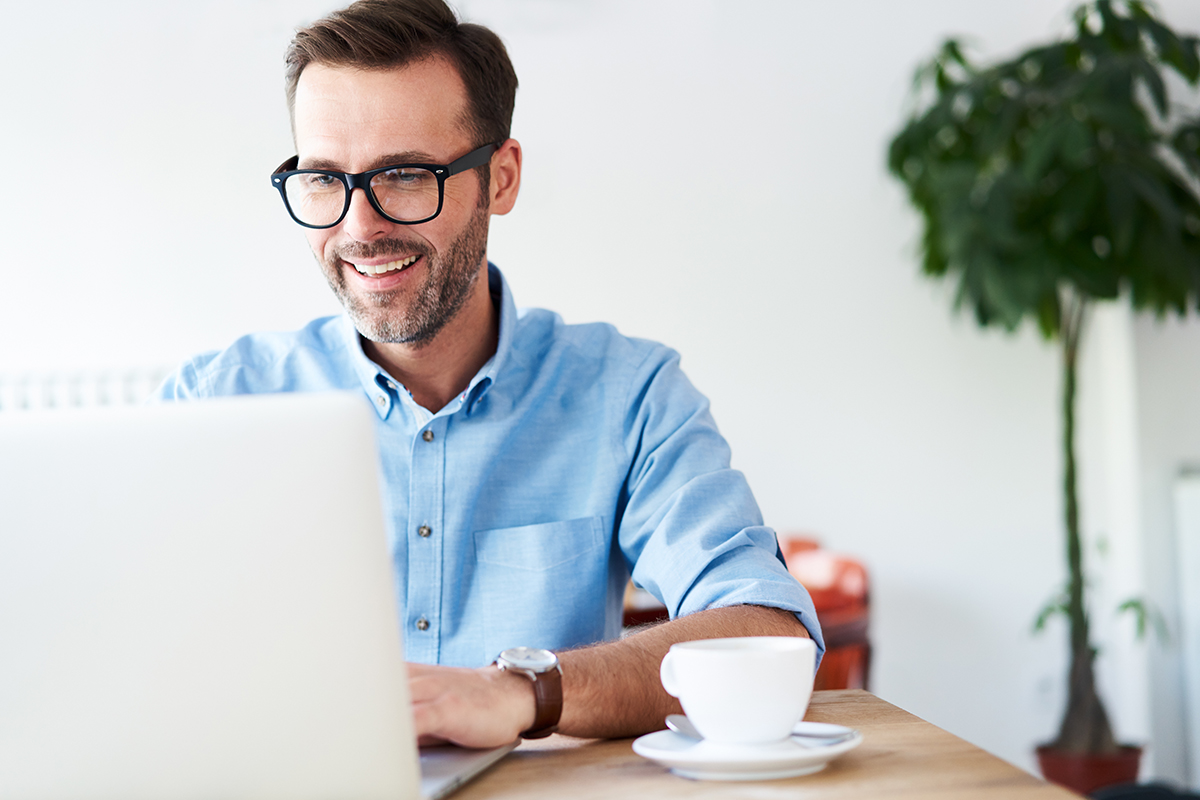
[1176,471,1200,790]
[0,369,171,412]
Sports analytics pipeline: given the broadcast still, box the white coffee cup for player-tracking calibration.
[659,636,816,746]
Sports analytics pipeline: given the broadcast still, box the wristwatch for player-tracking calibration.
[494,646,563,739]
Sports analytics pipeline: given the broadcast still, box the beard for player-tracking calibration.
[319,200,490,346]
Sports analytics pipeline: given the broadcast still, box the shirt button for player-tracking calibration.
[422,430,435,442]
[418,525,432,538]
[416,617,430,631]
[375,395,386,407]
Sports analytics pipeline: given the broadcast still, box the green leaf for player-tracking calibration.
[1061,119,1094,167]
[943,39,971,72]
[977,251,1031,329]
[1062,239,1121,299]
[1049,170,1101,243]
[1034,593,1069,633]
[1139,10,1200,82]
[1021,119,1066,183]
[1170,122,1200,179]
[1128,169,1183,235]
[1117,597,1169,644]
[977,96,1024,157]
[1074,5,1092,39]
[1036,291,1061,338]
[936,63,953,93]
[1097,0,1118,34]
[1134,58,1169,118]
[1179,36,1200,83]
[1097,0,1140,50]
[1102,167,1139,259]
[1086,99,1153,142]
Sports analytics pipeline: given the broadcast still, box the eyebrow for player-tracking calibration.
[299,151,441,172]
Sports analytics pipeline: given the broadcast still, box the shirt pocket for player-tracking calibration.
[473,516,608,658]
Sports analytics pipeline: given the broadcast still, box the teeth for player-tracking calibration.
[351,255,418,276]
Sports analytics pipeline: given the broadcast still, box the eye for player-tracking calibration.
[298,172,342,191]
[375,168,435,188]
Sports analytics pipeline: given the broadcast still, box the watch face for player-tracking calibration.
[501,646,558,671]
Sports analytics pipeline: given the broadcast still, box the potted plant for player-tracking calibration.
[887,1,1200,793]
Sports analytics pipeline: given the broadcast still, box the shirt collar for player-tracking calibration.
[463,263,515,416]
[342,262,517,421]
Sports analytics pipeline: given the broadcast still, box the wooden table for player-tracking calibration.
[453,690,1081,799]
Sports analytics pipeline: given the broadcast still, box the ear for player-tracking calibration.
[488,138,522,216]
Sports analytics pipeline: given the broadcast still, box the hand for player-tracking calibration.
[407,661,536,747]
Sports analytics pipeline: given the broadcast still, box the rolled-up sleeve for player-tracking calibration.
[616,348,825,662]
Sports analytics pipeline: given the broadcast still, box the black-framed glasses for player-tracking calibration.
[270,143,499,229]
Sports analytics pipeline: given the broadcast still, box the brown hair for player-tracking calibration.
[284,0,518,149]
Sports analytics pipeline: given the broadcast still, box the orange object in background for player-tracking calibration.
[779,535,871,692]
[621,535,872,692]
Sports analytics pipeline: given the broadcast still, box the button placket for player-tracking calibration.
[404,417,446,663]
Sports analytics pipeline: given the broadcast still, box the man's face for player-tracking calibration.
[292,58,490,345]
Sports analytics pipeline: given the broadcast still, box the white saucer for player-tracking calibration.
[632,728,863,781]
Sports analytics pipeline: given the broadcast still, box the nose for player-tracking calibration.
[341,187,391,241]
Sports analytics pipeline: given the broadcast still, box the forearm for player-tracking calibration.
[556,604,808,739]
[407,604,810,747]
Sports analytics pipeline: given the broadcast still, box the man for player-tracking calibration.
[156,0,822,747]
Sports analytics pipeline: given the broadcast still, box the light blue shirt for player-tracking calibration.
[155,265,823,666]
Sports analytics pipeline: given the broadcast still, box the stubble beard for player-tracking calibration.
[321,201,490,346]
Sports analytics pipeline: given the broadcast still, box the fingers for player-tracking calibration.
[407,662,533,748]
[409,666,468,742]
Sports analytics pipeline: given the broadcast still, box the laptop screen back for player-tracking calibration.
[0,392,419,800]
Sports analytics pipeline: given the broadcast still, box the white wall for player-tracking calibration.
[4,0,1200,780]
[1173,475,1200,790]
[1135,316,1200,786]
[1076,304,1153,772]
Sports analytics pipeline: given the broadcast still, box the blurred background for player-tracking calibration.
[2,0,1199,783]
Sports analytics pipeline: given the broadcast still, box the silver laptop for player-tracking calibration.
[0,392,514,800]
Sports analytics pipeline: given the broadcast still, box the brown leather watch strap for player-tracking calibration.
[521,664,563,739]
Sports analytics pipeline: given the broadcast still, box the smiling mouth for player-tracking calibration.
[347,255,419,276]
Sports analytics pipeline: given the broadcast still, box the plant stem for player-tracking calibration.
[1063,297,1087,659]
[1052,294,1118,754]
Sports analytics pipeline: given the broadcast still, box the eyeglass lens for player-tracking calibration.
[283,167,441,226]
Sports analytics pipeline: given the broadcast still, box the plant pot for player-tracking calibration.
[1036,744,1142,795]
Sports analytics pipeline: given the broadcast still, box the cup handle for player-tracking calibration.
[660,650,681,697]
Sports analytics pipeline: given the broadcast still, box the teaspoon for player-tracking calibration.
[664,714,858,745]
